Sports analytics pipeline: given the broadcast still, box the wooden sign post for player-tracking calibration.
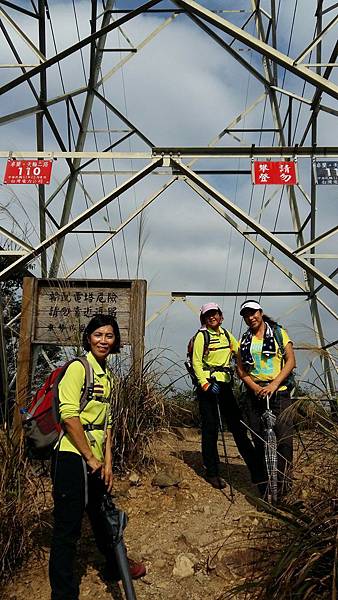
[15,278,147,428]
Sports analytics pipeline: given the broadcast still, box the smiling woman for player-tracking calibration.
[87,326,116,362]
[82,315,121,365]
[49,313,145,600]
[237,300,296,504]
[191,302,257,490]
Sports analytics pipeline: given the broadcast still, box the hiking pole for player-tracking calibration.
[113,515,137,600]
[216,398,234,503]
[262,394,278,505]
[101,494,137,600]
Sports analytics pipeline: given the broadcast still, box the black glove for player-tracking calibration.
[209,381,221,396]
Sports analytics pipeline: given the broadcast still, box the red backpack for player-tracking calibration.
[21,357,94,459]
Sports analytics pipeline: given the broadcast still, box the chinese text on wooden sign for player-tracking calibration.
[34,280,134,346]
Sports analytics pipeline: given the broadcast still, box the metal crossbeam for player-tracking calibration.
[293,13,338,65]
[173,159,338,297]
[0,7,46,62]
[0,158,163,281]
[172,0,338,100]
[294,226,338,256]
[65,177,175,278]
[0,0,162,96]
[1,146,338,159]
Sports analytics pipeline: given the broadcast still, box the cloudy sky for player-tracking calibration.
[0,0,337,389]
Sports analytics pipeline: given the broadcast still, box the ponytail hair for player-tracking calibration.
[263,314,279,328]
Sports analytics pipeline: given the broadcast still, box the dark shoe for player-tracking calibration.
[206,476,227,489]
[103,558,146,582]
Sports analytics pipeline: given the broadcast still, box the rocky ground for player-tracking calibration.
[3,428,266,600]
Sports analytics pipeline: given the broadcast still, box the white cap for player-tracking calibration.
[200,302,221,315]
[239,300,262,316]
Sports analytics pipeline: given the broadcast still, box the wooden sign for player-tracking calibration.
[15,278,147,417]
[34,280,132,346]
[3,159,53,184]
[253,160,297,185]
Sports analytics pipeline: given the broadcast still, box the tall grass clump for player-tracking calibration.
[109,349,197,470]
[0,434,44,591]
[107,352,171,471]
[221,394,338,600]
[163,388,200,428]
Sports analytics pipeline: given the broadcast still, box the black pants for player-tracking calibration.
[49,451,118,600]
[243,390,293,496]
[198,383,257,479]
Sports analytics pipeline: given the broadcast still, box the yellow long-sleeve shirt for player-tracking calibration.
[192,327,239,388]
[58,351,113,461]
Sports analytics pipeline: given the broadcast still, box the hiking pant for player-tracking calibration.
[198,383,257,479]
[243,390,293,497]
[49,451,118,600]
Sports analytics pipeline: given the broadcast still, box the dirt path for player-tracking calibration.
[4,429,263,600]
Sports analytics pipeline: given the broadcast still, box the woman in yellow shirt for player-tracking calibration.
[237,300,296,502]
[49,314,145,600]
[192,302,257,490]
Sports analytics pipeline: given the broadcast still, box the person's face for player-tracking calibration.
[204,309,222,330]
[88,325,115,362]
[242,308,263,332]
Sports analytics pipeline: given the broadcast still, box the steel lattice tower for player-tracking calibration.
[0,1,337,406]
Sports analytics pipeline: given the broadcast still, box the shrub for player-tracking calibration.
[0,433,44,590]
[221,396,338,600]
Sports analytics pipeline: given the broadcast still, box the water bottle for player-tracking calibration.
[20,407,32,429]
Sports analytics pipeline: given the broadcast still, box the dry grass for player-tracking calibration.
[108,352,195,470]
[220,396,338,600]
[109,366,169,471]
[163,390,200,428]
[0,357,171,588]
[0,433,46,591]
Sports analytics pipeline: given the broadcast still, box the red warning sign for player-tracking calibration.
[3,159,53,185]
[253,160,297,185]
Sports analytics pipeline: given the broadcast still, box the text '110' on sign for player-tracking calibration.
[3,159,53,185]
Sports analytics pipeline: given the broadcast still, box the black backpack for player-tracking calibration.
[273,324,296,391]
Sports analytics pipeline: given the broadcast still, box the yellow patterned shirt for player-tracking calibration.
[249,327,291,391]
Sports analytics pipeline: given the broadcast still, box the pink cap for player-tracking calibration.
[200,302,221,315]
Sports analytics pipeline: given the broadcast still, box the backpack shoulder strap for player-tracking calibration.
[201,329,210,355]
[70,356,94,412]
[190,329,210,356]
[221,327,231,346]
[273,324,284,354]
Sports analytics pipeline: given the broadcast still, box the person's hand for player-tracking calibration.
[257,382,278,398]
[102,462,113,493]
[253,383,264,396]
[209,381,221,396]
[87,455,103,474]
